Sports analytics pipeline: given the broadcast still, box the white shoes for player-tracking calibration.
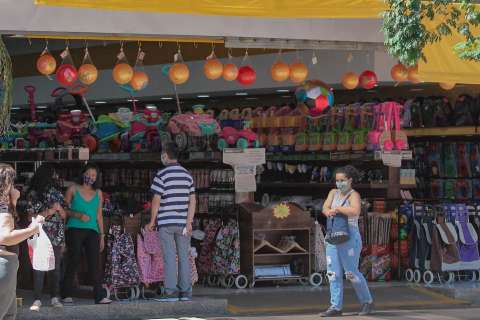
[30,300,42,312]
[51,297,63,308]
[62,297,73,304]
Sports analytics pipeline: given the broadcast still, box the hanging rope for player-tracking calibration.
[0,36,13,134]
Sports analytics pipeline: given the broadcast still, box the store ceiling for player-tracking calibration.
[5,37,286,78]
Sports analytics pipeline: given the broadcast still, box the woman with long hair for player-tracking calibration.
[320,165,373,317]
[26,163,67,311]
[0,163,44,320]
[62,163,111,305]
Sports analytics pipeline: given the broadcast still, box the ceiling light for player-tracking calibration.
[245,97,258,100]
[95,101,107,104]
[161,97,173,100]
[127,99,139,102]
[36,105,48,109]
[235,92,248,96]
[276,89,290,93]
[197,95,210,98]
[11,107,21,110]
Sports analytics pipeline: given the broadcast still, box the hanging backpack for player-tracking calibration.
[453,204,480,267]
[410,97,424,128]
[432,96,453,127]
[367,103,383,151]
[454,94,476,126]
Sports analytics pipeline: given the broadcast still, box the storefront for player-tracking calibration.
[0,0,479,303]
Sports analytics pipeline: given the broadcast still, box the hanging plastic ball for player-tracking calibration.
[289,61,309,83]
[56,64,78,87]
[237,65,256,86]
[223,63,239,81]
[390,63,408,82]
[271,61,290,82]
[113,63,134,85]
[314,95,329,112]
[439,82,456,90]
[36,54,57,76]
[341,72,359,90]
[169,63,190,85]
[296,80,334,116]
[204,59,223,80]
[407,65,421,84]
[130,71,149,91]
[359,70,378,89]
[78,64,98,85]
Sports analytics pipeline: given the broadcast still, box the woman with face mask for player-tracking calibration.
[62,163,111,305]
[320,165,373,317]
[1,163,44,320]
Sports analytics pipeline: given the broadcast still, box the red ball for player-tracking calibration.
[237,65,256,86]
[359,70,377,89]
[56,64,78,87]
[314,95,329,112]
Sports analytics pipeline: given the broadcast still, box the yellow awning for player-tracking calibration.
[34,0,386,19]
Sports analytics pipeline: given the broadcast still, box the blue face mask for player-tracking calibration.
[83,175,95,186]
[336,180,351,193]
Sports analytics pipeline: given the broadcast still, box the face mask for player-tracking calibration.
[161,154,169,166]
[83,175,95,186]
[336,180,351,192]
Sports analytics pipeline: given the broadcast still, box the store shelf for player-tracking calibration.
[254,252,309,257]
[258,182,388,190]
[266,151,376,162]
[405,126,480,137]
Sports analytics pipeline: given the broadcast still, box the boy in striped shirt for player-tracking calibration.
[147,143,196,302]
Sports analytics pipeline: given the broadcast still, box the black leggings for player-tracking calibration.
[62,228,103,303]
[33,245,63,300]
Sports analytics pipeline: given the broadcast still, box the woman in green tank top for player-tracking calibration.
[62,163,111,305]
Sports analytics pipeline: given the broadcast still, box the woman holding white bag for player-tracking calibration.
[0,163,44,320]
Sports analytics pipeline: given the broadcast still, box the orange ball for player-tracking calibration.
[204,59,223,80]
[391,63,408,82]
[130,71,149,91]
[78,64,98,85]
[341,72,359,90]
[36,54,57,75]
[271,61,290,82]
[223,63,239,81]
[290,61,308,83]
[407,65,421,84]
[113,63,134,85]
[439,82,456,90]
[169,63,190,85]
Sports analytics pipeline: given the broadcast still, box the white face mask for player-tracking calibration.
[336,180,352,193]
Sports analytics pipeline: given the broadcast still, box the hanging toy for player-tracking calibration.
[130,44,149,91]
[169,46,190,85]
[271,60,290,82]
[341,72,359,90]
[112,42,134,85]
[407,65,421,84]
[78,45,98,85]
[204,46,223,80]
[297,80,334,116]
[237,65,256,86]
[36,42,57,77]
[359,70,377,90]
[290,61,308,83]
[390,63,408,82]
[56,44,77,87]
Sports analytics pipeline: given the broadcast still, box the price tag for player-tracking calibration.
[381,153,402,167]
[117,51,126,60]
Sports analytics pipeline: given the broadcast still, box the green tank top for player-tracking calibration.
[66,188,100,233]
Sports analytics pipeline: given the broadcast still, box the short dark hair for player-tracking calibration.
[335,165,360,182]
[79,163,101,189]
[163,142,179,160]
[30,163,57,195]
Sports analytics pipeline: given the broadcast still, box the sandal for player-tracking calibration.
[96,298,112,305]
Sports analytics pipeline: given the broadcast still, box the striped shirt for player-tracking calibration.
[150,164,195,227]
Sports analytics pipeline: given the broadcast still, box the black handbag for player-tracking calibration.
[325,191,354,245]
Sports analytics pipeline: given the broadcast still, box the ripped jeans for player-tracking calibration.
[326,226,373,310]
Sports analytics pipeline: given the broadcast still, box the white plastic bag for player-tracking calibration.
[27,224,55,271]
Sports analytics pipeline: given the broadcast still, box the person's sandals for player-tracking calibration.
[30,300,42,312]
[62,297,73,304]
[358,303,374,316]
[96,298,112,305]
[51,297,63,308]
[320,306,343,317]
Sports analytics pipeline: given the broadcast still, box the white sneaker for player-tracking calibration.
[62,297,73,304]
[51,297,63,308]
[30,300,42,312]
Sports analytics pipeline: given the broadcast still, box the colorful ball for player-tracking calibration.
[169,63,190,85]
[223,63,239,81]
[204,59,223,80]
[439,82,456,90]
[390,63,408,82]
[271,61,290,82]
[78,64,98,85]
[36,54,57,76]
[113,63,134,85]
[237,65,256,86]
[359,70,378,89]
[290,61,308,83]
[56,64,78,87]
[407,65,421,84]
[296,80,334,116]
[341,72,359,90]
[130,71,149,91]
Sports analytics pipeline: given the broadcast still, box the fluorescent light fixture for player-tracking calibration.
[197,95,210,98]
[95,101,107,104]
[161,97,173,100]
[36,105,48,109]
[246,97,258,100]
[11,107,21,110]
[281,95,292,98]
[235,92,248,96]
[225,37,385,51]
[127,99,139,102]
[276,89,290,93]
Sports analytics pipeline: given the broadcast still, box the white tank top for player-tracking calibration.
[332,190,358,227]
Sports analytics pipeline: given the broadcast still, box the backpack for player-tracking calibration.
[454,94,476,126]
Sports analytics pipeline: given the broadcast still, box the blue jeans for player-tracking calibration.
[326,226,373,310]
